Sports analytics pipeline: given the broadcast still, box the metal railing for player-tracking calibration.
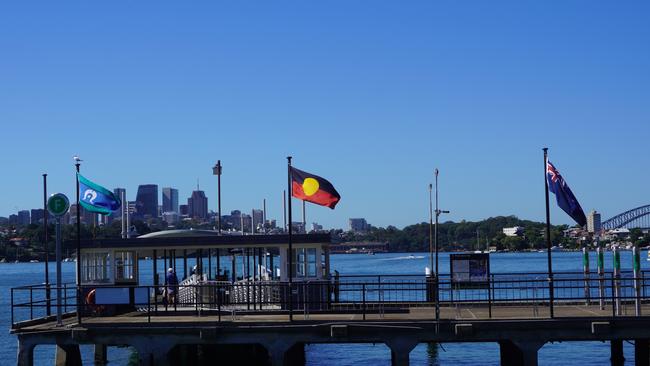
[10,270,650,328]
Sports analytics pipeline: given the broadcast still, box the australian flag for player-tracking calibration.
[546,160,587,227]
[78,174,121,215]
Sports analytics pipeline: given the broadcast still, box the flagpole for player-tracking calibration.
[75,160,82,324]
[543,147,554,318]
[434,168,440,322]
[287,156,293,322]
[302,200,306,233]
[43,173,51,317]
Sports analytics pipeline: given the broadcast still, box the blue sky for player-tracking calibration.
[1,1,648,229]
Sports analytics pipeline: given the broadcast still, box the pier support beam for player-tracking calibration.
[610,340,625,366]
[16,340,34,366]
[55,344,82,366]
[386,339,418,366]
[263,340,305,366]
[499,340,543,366]
[94,344,108,366]
[133,340,175,366]
[635,339,649,366]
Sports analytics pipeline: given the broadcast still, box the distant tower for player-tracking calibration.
[135,184,159,219]
[187,189,208,221]
[162,187,179,213]
[587,210,601,234]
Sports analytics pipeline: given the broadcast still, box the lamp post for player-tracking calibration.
[433,168,450,322]
[212,160,222,234]
[73,155,82,324]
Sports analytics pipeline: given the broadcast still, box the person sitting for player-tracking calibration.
[166,268,179,305]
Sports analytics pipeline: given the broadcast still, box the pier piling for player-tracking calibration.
[610,339,625,366]
[499,340,543,366]
[54,344,81,366]
[635,339,650,366]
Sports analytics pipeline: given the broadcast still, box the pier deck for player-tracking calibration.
[15,303,650,331]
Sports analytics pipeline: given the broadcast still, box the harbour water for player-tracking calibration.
[2,250,645,365]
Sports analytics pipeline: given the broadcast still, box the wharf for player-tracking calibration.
[12,304,650,366]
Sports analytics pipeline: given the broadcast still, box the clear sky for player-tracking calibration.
[1,1,648,229]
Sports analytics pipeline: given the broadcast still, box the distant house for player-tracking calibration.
[9,237,28,247]
[502,226,523,237]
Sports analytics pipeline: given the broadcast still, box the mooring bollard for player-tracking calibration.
[613,246,621,316]
[597,246,605,310]
[633,245,642,316]
[583,247,590,306]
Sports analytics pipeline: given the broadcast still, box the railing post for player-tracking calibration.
[217,282,221,323]
[488,274,493,319]
[148,286,151,324]
[633,245,642,316]
[11,288,14,326]
[46,283,51,317]
[611,272,617,318]
[30,286,33,320]
[583,247,591,306]
[362,283,366,321]
[597,246,605,310]
[613,246,621,316]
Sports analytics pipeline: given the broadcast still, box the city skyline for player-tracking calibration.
[1,1,649,229]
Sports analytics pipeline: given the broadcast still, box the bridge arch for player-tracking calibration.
[602,205,650,230]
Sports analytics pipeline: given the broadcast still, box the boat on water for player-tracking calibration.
[29,260,39,263]
[647,251,650,261]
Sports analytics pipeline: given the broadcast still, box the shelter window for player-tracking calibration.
[115,251,136,282]
[293,248,317,278]
[81,252,111,284]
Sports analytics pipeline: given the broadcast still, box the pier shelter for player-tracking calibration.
[73,231,332,312]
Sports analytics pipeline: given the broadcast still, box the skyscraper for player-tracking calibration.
[108,188,127,224]
[252,209,264,232]
[187,190,208,220]
[349,218,369,233]
[135,184,158,219]
[30,209,45,224]
[17,210,30,226]
[587,210,601,234]
[162,187,179,213]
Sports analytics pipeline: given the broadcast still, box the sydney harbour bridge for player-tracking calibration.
[602,204,650,230]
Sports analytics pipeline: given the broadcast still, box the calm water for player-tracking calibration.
[2,250,646,365]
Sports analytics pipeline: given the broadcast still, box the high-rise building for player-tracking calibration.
[179,204,189,216]
[69,204,97,226]
[587,210,601,234]
[17,210,30,226]
[162,187,179,213]
[108,188,127,224]
[162,211,179,225]
[252,209,264,232]
[311,222,323,232]
[135,184,158,219]
[30,209,45,224]
[349,218,369,233]
[187,190,208,220]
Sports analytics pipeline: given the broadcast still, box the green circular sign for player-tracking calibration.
[47,193,70,217]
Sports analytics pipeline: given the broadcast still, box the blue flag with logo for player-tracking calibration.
[78,174,121,215]
[546,160,587,227]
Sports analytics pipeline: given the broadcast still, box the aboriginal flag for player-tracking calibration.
[290,167,341,209]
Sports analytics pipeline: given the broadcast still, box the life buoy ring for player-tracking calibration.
[85,288,105,314]
[85,289,96,305]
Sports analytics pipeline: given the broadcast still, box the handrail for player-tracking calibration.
[11,273,650,328]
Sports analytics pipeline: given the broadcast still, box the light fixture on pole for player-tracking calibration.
[433,168,450,322]
[212,160,222,234]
